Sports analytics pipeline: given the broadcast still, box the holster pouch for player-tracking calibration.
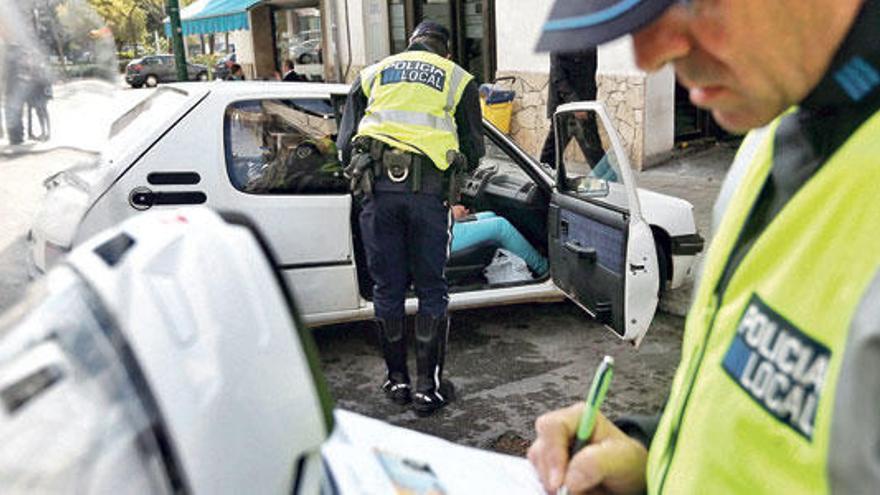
[345,151,375,198]
[445,150,467,204]
[382,148,413,183]
[369,138,385,161]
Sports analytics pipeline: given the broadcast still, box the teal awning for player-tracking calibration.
[164,0,261,36]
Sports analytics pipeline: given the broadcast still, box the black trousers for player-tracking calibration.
[4,97,24,145]
[540,115,605,168]
[359,188,452,320]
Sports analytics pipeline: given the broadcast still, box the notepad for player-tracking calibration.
[322,410,545,495]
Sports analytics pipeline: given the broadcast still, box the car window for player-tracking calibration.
[555,110,628,211]
[479,133,533,183]
[105,87,191,165]
[224,98,347,195]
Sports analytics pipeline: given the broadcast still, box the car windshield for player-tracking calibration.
[103,87,190,167]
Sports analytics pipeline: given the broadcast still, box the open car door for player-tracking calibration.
[548,102,659,345]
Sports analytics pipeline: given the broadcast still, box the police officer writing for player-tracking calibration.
[530,0,880,493]
[337,21,484,416]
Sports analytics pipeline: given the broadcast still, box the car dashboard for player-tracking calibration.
[459,159,549,255]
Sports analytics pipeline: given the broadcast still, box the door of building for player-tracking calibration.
[388,0,495,83]
[674,80,729,142]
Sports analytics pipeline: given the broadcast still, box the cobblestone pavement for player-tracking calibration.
[316,142,737,456]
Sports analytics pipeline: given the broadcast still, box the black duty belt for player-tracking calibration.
[357,138,446,195]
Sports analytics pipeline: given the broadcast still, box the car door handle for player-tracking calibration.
[564,241,597,262]
[129,187,207,210]
[147,172,201,186]
[630,263,646,273]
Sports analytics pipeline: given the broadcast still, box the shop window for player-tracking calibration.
[224,99,346,195]
[389,0,408,54]
[386,0,495,83]
[421,0,452,26]
[274,8,324,81]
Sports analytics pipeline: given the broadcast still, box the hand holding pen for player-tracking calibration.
[527,356,648,494]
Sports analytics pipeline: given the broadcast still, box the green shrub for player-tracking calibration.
[55,63,114,80]
[192,53,221,77]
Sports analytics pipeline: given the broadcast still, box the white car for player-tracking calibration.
[28,82,703,344]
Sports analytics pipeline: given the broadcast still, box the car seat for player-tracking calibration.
[445,239,500,286]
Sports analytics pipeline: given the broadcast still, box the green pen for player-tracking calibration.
[570,355,615,456]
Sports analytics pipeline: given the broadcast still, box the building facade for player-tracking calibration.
[235,0,717,169]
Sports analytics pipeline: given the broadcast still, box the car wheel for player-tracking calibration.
[197,71,208,81]
[299,54,313,64]
[145,75,159,88]
[655,238,670,294]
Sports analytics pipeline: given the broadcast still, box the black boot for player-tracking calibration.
[413,314,455,416]
[376,318,411,405]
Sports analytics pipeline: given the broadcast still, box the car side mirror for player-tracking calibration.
[564,176,610,198]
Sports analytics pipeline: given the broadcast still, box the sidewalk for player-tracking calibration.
[636,139,740,316]
[0,80,144,154]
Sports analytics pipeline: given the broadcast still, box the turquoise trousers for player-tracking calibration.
[451,212,548,276]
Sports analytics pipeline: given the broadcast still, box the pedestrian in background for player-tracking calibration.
[539,48,604,167]
[225,63,245,81]
[337,21,484,416]
[281,59,307,82]
[3,44,27,145]
[27,58,52,141]
[529,0,880,493]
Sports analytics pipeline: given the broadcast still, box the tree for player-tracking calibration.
[136,0,199,54]
[87,0,147,52]
[56,0,106,56]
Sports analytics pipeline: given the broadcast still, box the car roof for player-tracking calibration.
[165,80,350,97]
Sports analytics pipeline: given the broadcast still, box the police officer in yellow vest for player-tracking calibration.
[337,21,484,416]
[528,0,880,493]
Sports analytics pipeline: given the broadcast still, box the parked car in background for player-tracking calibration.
[28,82,704,345]
[214,52,236,81]
[292,39,321,64]
[125,55,208,88]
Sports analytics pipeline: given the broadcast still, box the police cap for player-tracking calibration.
[409,20,451,46]
[536,0,676,52]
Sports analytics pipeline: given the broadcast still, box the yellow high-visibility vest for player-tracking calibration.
[356,50,473,171]
[646,109,880,493]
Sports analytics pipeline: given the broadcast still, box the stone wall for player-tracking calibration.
[492,70,649,170]
[494,71,551,159]
[597,73,646,170]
